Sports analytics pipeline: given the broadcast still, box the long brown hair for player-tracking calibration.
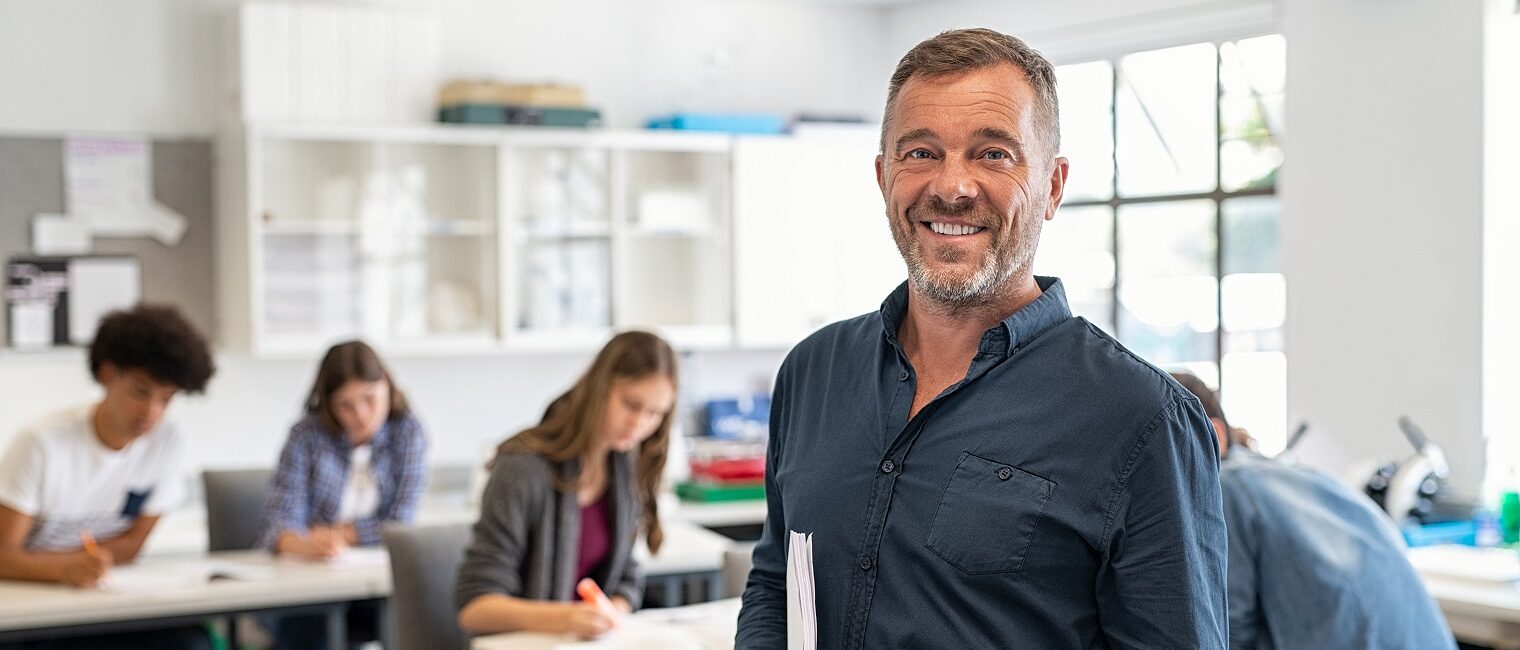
[305,340,410,436]
[498,331,678,553]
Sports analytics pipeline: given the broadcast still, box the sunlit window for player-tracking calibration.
[1036,34,1287,452]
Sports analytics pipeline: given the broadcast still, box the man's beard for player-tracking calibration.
[891,196,1035,308]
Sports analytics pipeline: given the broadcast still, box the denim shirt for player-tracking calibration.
[737,277,1228,649]
[1221,448,1455,649]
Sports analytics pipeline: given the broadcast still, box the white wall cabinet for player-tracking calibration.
[731,134,903,348]
[218,124,895,356]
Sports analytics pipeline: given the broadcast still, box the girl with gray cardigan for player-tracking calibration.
[455,331,677,639]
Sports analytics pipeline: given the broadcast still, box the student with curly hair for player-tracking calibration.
[0,303,216,649]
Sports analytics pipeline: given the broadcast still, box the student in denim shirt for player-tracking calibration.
[262,340,429,649]
[737,28,1226,650]
[1171,372,1455,650]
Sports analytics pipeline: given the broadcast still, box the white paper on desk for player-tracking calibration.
[787,530,816,650]
[99,565,210,593]
[282,546,388,570]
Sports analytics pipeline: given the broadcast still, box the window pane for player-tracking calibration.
[1035,205,1114,333]
[1223,352,1287,454]
[1055,61,1115,202]
[1222,196,1283,352]
[1117,200,1217,367]
[1222,195,1285,453]
[1220,35,1285,191]
[1116,43,1218,197]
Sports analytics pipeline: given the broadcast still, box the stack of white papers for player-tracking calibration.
[786,530,816,650]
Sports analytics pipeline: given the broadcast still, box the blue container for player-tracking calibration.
[1402,520,1478,547]
[704,395,771,440]
[647,113,786,134]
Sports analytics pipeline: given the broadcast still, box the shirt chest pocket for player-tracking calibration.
[925,451,1056,575]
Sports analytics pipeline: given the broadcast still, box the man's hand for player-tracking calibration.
[60,548,112,588]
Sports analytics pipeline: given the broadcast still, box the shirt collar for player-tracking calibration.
[880,276,1073,357]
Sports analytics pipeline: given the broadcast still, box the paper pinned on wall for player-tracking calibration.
[66,257,141,344]
[63,137,188,246]
[31,214,93,255]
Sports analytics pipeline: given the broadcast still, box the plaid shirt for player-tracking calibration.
[260,412,428,548]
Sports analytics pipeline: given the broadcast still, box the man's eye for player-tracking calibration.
[907,149,933,160]
[984,150,1008,161]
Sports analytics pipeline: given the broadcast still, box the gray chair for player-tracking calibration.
[383,522,472,650]
[201,468,273,551]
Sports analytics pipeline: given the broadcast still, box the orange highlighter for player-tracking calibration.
[80,531,100,556]
[576,577,618,618]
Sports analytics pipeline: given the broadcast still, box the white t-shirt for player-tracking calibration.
[0,404,187,551]
[336,444,379,523]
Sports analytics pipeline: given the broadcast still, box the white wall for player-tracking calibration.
[1281,0,1490,498]
[0,0,891,135]
[887,0,1276,65]
[1483,3,1520,497]
[0,0,236,136]
[437,0,892,128]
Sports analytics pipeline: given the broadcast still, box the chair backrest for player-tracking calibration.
[201,469,273,552]
[383,522,472,650]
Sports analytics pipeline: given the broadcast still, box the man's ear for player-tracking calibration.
[876,154,887,196]
[1045,156,1069,220]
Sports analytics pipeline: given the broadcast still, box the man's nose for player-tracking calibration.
[930,156,978,206]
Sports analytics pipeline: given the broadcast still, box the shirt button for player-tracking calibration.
[898,370,909,382]
[859,556,874,571]
[997,467,1013,481]
[880,459,895,474]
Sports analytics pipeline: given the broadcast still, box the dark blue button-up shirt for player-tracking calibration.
[737,278,1228,649]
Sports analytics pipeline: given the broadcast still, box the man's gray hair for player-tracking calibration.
[882,28,1060,156]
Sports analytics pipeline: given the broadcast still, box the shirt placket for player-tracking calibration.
[844,332,1011,649]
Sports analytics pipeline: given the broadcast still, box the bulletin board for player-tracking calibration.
[0,136,216,347]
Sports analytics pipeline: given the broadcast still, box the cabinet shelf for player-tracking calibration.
[220,124,885,357]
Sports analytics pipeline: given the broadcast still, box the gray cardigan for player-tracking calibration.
[453,450,644,613]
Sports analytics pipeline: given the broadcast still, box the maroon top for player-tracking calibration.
[574,491,613,590]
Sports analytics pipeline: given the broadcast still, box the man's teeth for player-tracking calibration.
[928,222,986,236]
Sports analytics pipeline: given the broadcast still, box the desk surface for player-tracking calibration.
[0,518,732,636]
[0,550,387,633]
[1410,545,1520,650]
[472,597,740,650]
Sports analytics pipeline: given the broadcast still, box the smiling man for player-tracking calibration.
[736,29,1227,649]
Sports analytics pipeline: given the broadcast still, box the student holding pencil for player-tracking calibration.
[0,304,216,649]
[260,340,428,648]
[455,331,677,639]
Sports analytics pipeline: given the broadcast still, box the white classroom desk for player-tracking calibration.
[0,550,386,646]
[472,597,741,650]
[0,504,734,644]
[1409,545,1520,650]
